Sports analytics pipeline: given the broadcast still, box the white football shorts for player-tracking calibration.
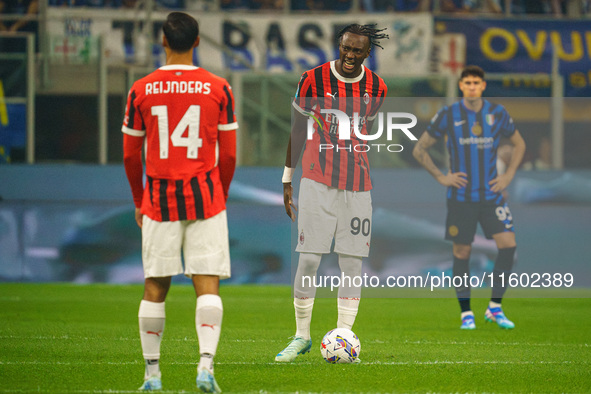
[295,178,372,258]
[141,210,231,279]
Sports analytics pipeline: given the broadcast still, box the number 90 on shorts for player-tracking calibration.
[295,178,372,258]
[350,217,370,236]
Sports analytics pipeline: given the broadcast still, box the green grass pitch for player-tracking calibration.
[1,283,590,393]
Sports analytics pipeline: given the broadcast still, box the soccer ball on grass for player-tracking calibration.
[320,328,360,364]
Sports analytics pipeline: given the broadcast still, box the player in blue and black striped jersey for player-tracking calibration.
[413,65,526,330]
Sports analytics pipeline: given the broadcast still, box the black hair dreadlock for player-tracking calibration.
[337,24,389,50]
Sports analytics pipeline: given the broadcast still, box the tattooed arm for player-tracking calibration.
[412,131,468,189]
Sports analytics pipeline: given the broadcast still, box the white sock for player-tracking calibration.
[337,297,360,330]
[337,254,362,300]
[138,300,165,378]
[145,360,160,379]
[292,253,321,340]
[461,311,474,319]
[196,294,223,372]
[336,254,362,329]
[198,353,215,374]
[294,297,314,340]
[489,301,502,309]
[293,253,322,299]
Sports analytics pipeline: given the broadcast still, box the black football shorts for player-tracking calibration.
[445,199,515,244]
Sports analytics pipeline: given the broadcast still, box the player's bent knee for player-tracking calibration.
[298,253,323,272]
[452,244,471,260]
[493,232,516,249]
[192,275,220,297]
[143,277,172,302]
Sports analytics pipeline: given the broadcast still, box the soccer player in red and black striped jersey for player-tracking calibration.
[276,24,388,362]
[122,12,236,392]
[413,65,526,331]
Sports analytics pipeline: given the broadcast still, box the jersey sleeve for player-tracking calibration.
[121,87,146,137]
[426,106,449,139]
[123,133,145,208]
[218,82,238,131]
[292,72,314,115]
[498,106,516,138]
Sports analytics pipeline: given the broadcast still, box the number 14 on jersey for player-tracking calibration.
[151,105,203,159]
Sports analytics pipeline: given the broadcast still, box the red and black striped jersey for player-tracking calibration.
[122,65,238,221]
[293,60,387,191]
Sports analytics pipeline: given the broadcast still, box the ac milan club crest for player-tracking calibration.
[299,230,305,245]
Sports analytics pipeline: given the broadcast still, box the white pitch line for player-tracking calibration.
[0,335,588,348]
[0,335,263,343]
[401,340,591,347]
[0,390,189,394]
[0,360,587,366]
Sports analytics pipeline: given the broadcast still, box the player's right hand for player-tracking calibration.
[135,208,143,228]
[283,183,297,222]
[437,171,468,189]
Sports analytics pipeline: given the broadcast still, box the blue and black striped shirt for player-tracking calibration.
[427,99,516,203]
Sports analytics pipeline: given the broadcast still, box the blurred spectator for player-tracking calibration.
[327,0,351,11]
[522,136,552,171]
[440,0,466,11]
[85,0,135,7]
[47,0,151,7]
[155,0,184,8]
[0,0,38,52]
[440,0,502,13]
[291,0,322,10]
[222,0,283,9]
[549,0,567,15]
[291,0,350,10]
[0,0,38,33]
[48,0,86,6]
[253,0,284,9]
[394,0,431,11]
[364,0,430,12]
[510,0,565,14]
[220,0,249,9]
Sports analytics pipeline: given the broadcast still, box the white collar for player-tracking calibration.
[330,60,365,83]
[159,65,199,70]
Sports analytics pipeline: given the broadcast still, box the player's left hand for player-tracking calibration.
[134,208,143,228]
[489,173,513,193]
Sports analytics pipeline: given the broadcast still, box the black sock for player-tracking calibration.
[453,256,471,312]
[459,298,472,313]
[491,247,516,302]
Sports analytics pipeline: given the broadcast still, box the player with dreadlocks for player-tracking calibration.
[337,23,389,49]
[275,24,389,363]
